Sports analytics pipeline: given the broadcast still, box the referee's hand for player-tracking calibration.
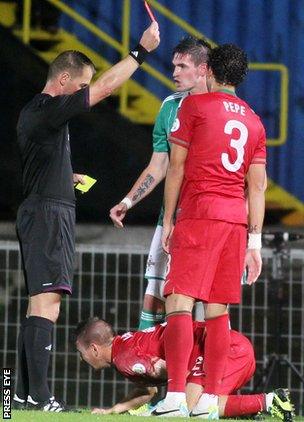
[73,173,85,185]
[139,21,160,52]
[109,203,128,228]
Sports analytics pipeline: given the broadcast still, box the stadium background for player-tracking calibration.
[0,0,303,416]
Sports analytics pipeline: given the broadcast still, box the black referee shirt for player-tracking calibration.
[17,87,90,203]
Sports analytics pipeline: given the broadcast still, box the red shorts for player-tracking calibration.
[187,328,256,394]
[163,219,247,303]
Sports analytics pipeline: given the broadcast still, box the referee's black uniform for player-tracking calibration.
[16,87,90,296]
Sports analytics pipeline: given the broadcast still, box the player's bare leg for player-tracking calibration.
[204,303,228,320]
[29,292,61,322]
[142,293,164,313]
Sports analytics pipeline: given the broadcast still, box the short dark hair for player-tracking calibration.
[75,317,115,348]
[207,43,248,87]
[173,36,211,66]
[47,50,96,81]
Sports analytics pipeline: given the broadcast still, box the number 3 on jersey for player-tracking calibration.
[221,119,248,172]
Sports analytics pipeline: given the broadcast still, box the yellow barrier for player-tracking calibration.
[46,0,174,100]
[146,0,216,48]
[21,0,288,145]
[248,63,289,146]
[22,0,31,44]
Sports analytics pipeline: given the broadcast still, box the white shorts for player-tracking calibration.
[145,225,168,280]
[144,225,168,301]
[143,226,206,316]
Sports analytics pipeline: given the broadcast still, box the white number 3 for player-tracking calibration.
[221,120,248,172]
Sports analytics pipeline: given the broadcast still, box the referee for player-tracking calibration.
[13,22,159,412]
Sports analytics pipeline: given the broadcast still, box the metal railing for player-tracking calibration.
[0,240,303,414]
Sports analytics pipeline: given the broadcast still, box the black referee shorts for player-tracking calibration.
[16,195,76,296]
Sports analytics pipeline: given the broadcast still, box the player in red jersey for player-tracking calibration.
[156,44,267,416]
[75,317,294,420]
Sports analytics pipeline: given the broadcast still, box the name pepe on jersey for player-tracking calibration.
[171,99,248,135]
[223,100,246,116]
[169,91,266,226]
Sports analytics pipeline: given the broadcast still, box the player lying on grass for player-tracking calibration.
[75,317,294,420]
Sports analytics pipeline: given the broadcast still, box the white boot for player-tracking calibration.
[190,393,219,419]
[152,392,189,417]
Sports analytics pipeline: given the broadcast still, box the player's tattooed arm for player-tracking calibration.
[110,153,168,228]
[248,224,260,233]
[131,174,155,204]
[246,164,266,237]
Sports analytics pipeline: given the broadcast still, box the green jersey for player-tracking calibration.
[153,91,189,226]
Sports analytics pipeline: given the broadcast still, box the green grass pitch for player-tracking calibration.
[8,410,304,422]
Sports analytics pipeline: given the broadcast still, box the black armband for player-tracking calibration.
[129,44,149,65]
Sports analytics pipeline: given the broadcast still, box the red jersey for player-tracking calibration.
[111,323,167,386]
[169,91,266,224]
[111,322,255,390]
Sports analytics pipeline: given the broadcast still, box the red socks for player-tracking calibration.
[224,394,266,417]
[204,314,230,394]
[164,313,193,392]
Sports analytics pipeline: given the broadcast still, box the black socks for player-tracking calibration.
[22,316,54,402]
[15,319,29,400]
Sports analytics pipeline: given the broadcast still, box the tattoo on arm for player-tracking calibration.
[248,225,260,233]
[132,174,155,203]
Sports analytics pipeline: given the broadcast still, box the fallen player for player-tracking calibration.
[75,317,294,420]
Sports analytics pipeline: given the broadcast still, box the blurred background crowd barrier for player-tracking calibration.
[0,235,303,414]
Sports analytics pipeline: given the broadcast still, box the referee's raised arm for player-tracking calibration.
[89,21,160,106]
[14,18,159,412]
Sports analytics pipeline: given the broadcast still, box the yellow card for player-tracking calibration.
[75,175,97,193]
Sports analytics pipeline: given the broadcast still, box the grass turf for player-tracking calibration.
[7,410,304,422]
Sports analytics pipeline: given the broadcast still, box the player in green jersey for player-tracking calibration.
[110,36,211,329]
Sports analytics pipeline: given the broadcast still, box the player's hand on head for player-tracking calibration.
[140,21,160,52]
[109,203,128,228]
[244,249,262,284]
